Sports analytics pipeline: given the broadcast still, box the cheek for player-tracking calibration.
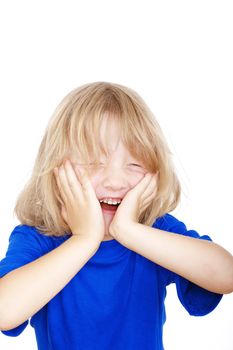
[129,172,146,188]
[88,174,100,192]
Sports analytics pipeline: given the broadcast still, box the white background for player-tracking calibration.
[0,0,232,349]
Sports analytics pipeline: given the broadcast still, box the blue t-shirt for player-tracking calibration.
[0,214,223,350]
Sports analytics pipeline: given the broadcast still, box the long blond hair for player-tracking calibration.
[15,82,181,236]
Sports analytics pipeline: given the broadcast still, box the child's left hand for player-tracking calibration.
[109,172,158,241]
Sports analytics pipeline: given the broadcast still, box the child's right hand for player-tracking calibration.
[54,159,105,245]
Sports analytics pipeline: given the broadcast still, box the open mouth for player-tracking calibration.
[99,199,121,212]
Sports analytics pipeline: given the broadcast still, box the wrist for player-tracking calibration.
[70,235,100,254]
[110,221,136,246]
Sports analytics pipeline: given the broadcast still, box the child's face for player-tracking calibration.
[72,118,148,240]
[90,140,147,240]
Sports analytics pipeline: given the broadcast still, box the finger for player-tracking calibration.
[61,204,68,224]
[140,191,157,212]
[73,163,96,198]
[139,173,158,211]
[64,160,83,198]
[133,173,153,197]
[54,167,69,204]
[140,173,158,202]
[73,163,87,185]
[57,164,74,202]
[132,173,155,202]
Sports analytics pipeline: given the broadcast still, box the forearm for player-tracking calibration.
[118,222,233,294]
[0,236,99,331]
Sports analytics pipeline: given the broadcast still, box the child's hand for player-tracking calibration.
[54,160,105,244]
[109,172,158,240]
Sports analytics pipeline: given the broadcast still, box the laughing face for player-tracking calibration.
[72,118,148,240]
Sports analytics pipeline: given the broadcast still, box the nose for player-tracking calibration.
[102,167,129,191]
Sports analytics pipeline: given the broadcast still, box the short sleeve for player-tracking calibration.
[154,214,223,316]
[0,225,45,336]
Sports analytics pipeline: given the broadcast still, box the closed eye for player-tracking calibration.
[76,163,104,168]
[129,163,142,167]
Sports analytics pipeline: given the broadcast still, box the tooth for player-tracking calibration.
[99,199,122,205]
